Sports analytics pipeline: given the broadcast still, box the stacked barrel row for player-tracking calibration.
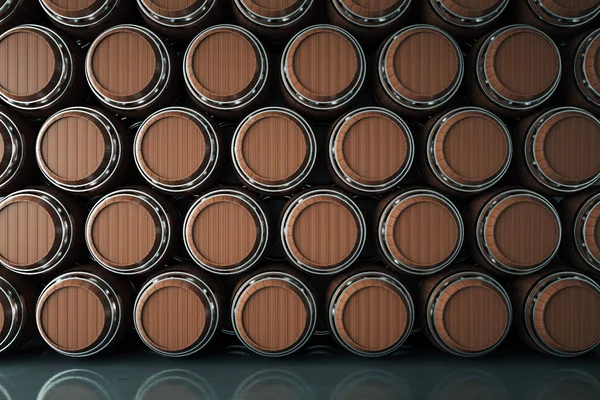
[0,0,599,358]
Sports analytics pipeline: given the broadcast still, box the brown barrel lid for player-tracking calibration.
[232,107,316,194]
[530,272,600,356]
[184,25,268,111]
[135,270,219,356]
[137,0,215,26]
[36,270,121,356]
[431,0,508,26]
[329,271,414,356]
[0,276,23,352]
[281,25,365,110]
[0,25,72,112]
[281,189,365,274]
[582,195,600,267]
[37,107,122,194]
[525,108,600,192]
[528,0,600,26]
[477,25,561,110]
[86,188,170,275]
[40,0,118,25]
[0,112,24,190]
[379,25,463,110]
[477,190,561,274]
[427,271,511,356]
[86,25,170,111]
[427,107,512,192]
[379,189,463,274]
[0,189,71,275]
[232,270,316,356]
[331,0,411,26]
[235,0,313,25]
[575,29,600,108]
[329,107,414,193]
[184,188,269,275]
[135,107,219,194]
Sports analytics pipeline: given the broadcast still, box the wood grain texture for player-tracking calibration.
[327,269,413,355]
[38,109,109,184]
[285,26,360,102]
[0,110,37,195]
[0,194,60,269]
[136,110,212,186]
[533,280,600,353]
[330,109,411,189]
[185,190,266,273]
[337,0,402,17]
[0,28,59,101]
[41,0,108,17]
[38,281,107,352]
[380,191,462,272]
[186,26,261,102]
[483,194,560,270]
[434,111,509,185]
[419,268,511,356]
[283,193,361,271]
[139,0,199,17]
[385,27,461,103]
[233,269,314,355]
[483,27,560,103]
[135,265,221,355]
[88,27,158,99]
[234,108,312,191]
[137,281,208,353]
[86,189,174,272]
[527,0,600,21]
[241,0,304,17]
[575,30,600,107]
[532,110,600,187]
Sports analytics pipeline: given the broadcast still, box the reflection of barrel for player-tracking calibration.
[326,265,414,357]
[134,265,222,357]
[418,266,512,357]
[36,265,135,357]
[233,370,314,400]
[331,370,412,400]
[37,369,118,400]
[428,369,511,400]
[375,187,463,275]
[464,187,561,275]
[0,186,86,276]
[231,265,317,357]
[508,266,600,357]
[558,188,600,276]
[529,369,600,400]
[135,370,217,400]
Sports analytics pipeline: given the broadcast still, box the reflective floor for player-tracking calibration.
[1,340,599,400]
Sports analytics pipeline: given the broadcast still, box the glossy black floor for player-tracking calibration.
[2,336,599,400]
